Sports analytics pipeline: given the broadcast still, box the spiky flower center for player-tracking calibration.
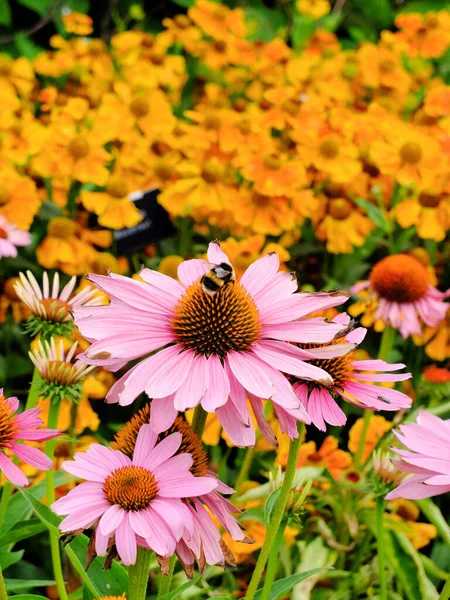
[106,180,129,199]
[0,396,17,449]
[418,193,441,208]
[399,141,422,165]
[370,254,429,303]
[48,217,78,239]
[298,340,355,385]
[172,281,261,358]
[68,136,90,160]
[201,160,223,183]
[103,466,157,511]
[39,298,72,322]
[329,198,352,220]
[319,136,340,159]
[45,361,80,385]
[130,97,149,118]
[112,404,209,477]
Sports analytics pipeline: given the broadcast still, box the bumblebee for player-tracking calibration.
[201,262,235,296]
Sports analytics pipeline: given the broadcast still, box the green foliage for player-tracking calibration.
[254,568,330,600]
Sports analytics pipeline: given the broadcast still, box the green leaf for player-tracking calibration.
[357,0,394,29]
[0,549,24,570]
[417,499,450,545]
[17,487,61,534]
[264,487,281,525]
[254,568,330,600]
[67,534,128,597]
[5,580,55,592]
[171,0,194,6]
[398,0,449,13]
[158,573,202,600]
[354,198,390,232]
[292,12,315,50]
[9,596,51,600]
[14,32,42,59]
[0,471,72,538]
[0,519,47,547]
[0,0,11,26]
[16,0,52,15]
[244,4,287,42]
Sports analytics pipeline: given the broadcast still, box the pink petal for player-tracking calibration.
[227,351,274,398]
[99,504,125,536]
[352,360,407,372]
[207,241,230,264]
[142,506,177,556]
[132,424,159,467]
[142,432,181,471]
[173,353,209,411]
[240,253,280,299]
[145,346,195,399]
[115,513,137,566]
[262,320,345,344]
[201,355,230,412]
[150,396,178,433]
[248,395,277,447]
[157,474,217,498]
[9,443,52,471]
[151,498,194,539]
[216,401,256,447]
[177,259,209,288]
[351,372,411,382]
[0,453,28,487]
[129,510,152,538]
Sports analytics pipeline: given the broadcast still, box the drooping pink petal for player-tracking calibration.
[216,401,256,447]
[227,351,274,398]
[0,453,28,487]
[115,513,137,566]
[201,355,230,412]
[99,504,125,536]
[9,443,53,471]
[150,396,178,433]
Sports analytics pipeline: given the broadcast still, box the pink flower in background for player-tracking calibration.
[0,215,31,259]
[350,254,449,338]
[0,389,60,486]
[291,314,412,431]
[386,411,450,500]
[74,241,350,443]
[52,424,217,565]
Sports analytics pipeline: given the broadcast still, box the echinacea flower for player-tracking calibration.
[386,411,450,500]
[350,254,449,338]
[14,270,104,339]
[0,389,60,486]
[29,338,95,404]
[52,424,217,565]
[291,314,412,431]
[74,242,349,440]
[111,403,250,573]
[0,215,31,259]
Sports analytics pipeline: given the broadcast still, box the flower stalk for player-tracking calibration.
[128,546,153,600]
[245,423,305,600]
[439,574,450,600]
[156,554,176,599]
[45,399,68,600]
[376,496,387,600]
[0,567,7,600]
[260,517,287,600]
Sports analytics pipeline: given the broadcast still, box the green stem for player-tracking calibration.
[377,326,396,363]
[191,405,208,438]
[260,518,287,600]
[0,567,7,600]
[26,367,41,410]
[354,326,396,469]
[0,481,13,523]
[128,546,152,600]
[354,410,372,469]
[45,400,68,600]
[157,554,176,599]
[245,423,305,600]
[234,445,257,497]
[376,496,387,600]
[439,574,450,600]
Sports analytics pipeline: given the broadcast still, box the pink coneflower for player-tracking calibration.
[75,242,349,437]
[386,411,450,500]
[111,405,249,572]
[350,254,449,338]
[29,338,96,403]
[0,389,60,486]
[14,271,104,336]
[52,424,218,566]
[291,314,412,431]
[0,215,31,258]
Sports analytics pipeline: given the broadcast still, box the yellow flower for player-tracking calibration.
[297,0,330,19]
[158,255,184,279]
[79,178,143,230]
[348,415,392,464]
[394,188,450,242]
[62,10,94,36]
[36,217,97,276]
[0,169,40,230]
[413,308,450,361]
[388,499,437,549]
